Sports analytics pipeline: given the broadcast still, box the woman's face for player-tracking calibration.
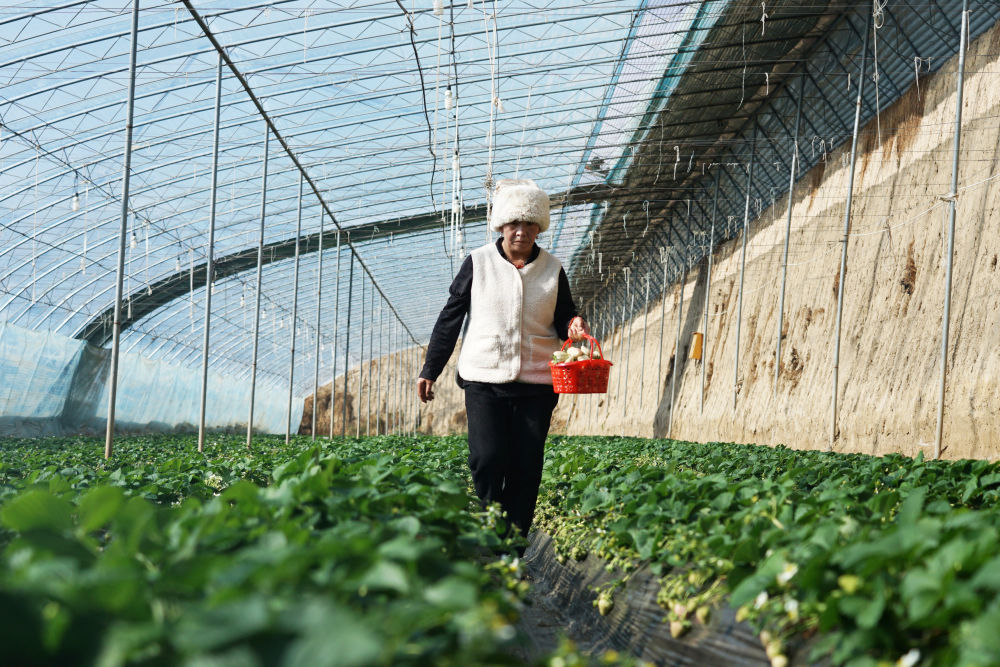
[501,220,540,254]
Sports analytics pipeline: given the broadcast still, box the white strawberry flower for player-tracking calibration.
[776,562,798,585]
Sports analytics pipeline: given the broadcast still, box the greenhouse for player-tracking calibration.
[2,0,1000,664]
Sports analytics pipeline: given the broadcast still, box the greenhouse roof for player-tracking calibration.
[0,0,996,395]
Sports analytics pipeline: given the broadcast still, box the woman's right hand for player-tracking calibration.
[417,378,435,403]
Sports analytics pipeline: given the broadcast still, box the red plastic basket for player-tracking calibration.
[549,334,613,394]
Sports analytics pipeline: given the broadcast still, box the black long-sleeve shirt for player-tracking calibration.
[420,238,578,397]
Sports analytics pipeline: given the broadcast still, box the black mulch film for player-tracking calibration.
[514,532,772,666]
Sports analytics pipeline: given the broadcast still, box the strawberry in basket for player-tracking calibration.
[549,334,613,394]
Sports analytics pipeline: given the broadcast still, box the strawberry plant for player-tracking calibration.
[535,436,1000,667]
[0,435,534,665]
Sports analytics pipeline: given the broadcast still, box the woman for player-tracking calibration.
[417,178,588,543]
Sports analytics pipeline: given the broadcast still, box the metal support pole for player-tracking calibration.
[104,0,140,460]
[286,174,304,445]
[404,337,409,435]
[247,123,269,449]
[775,73,805,395]
[366,281,374,436]
[386,322,392,435]
[639,273,650,409]
[656,258,668,402]
[414,348,419,435]
[935,0,968,459]
[330,231,340,439]
[621,270,633,434]
[408,344,412,435]
[604,287,621,419]
[668,270,686,438]
[377,300,384,435]
[198,52,223,453]
[342,252,354,437]
[356,277,365,438]
[311,214,324,440]
[733,123,758,412]
[831,9,872,448]
[393,321,400,433]
[702,171,721,414]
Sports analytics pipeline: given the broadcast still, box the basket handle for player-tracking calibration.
[560,334,604,360]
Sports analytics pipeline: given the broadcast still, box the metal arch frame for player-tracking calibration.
[551,0,652,248]
[7,147,421,335]
[567,7,854,303]
[5,19,696,247]
[577,0,1000,418]
[1,4,642,131]
[20,190,316,333]
[3,18,648,178]
[0,6,651,245]
[0,60,664,319]
[2,171,325,331]
[3,0,995,393]
[0,45,673,242]
[133,223,466,371]
[120,311,290,388]
[602,4,843,187]
[577,7,863,314]
[75,179,617,346]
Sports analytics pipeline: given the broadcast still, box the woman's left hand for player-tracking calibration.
[568,316,589,341]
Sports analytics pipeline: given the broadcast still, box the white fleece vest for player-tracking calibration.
[458,242,563,384]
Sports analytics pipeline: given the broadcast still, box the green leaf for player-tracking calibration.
[896,486,927,526]
[730,554,784,608]
[281,601,382,667]
[1,490,73,532]
[423,576,477,610]
[359,560,410,594]
[970,555,1000,590]
[172,597,271,653]
[857,591,885,629]
[77,486,125,533]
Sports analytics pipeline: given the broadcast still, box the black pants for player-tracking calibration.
[464,390,559,537]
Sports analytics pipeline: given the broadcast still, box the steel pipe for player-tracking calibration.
[311,213,325,440]
[639,272,649,410]
[668,268,686,439]
[935,0,968,459]
[393,321,399,433]
[366,279,375,436]
[831,10,872,449]
[247,123,269,449]
[330,230,341,439]
[342,252,354,437]
[356,276,365,438]
[622,270,633,435]
[286,174,304,445]
[198,52,223,453]
[656,257,668,408]
[103,0,140,460]
[702,171,721,414]
[733,122,758,413]
[377,300,384,435]
[775,73,805,395]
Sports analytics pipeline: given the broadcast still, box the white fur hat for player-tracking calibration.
[489,179,550,232]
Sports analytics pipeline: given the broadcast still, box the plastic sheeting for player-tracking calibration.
[522,532,770,666]
[0,321,293,436]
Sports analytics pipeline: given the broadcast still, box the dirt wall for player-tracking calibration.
[300,346,468,438]
[305,22,1000,460]
[560,21,1000,460]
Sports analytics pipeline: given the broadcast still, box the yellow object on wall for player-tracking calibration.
[690,332,704,360]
